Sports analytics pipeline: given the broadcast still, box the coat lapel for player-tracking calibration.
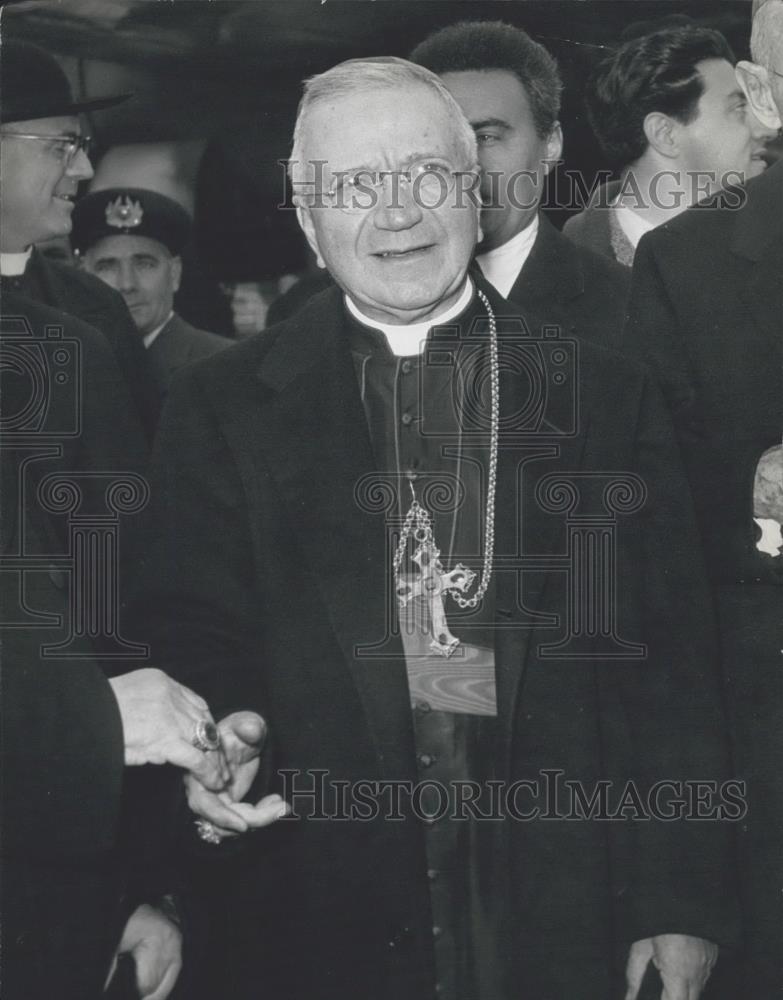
[489,300,591,780]
[508,214,584,316]
[244,289,417,781]
[732,162,783,352]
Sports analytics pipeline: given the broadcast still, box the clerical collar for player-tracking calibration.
[1,248,33,277]
[475,214,539,299]
[143,311,174,349]
[344,278,473,357]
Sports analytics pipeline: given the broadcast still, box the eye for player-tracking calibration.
[475,132,499,146]
[408,160,455,189]
[333,168,377,198]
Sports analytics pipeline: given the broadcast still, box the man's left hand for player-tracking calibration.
[105,903,182,1000]
[625,934,718,1000]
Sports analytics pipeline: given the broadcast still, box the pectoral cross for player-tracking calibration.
[396,539,476,657]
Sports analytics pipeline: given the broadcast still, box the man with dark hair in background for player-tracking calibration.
[410,20,630,350]
[624,2,783,993]
[564,25,774,265]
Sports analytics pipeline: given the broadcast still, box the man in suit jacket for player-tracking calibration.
[0,291,243,998]
[410,21,631,351]
[73,187,229,406]
[134,57,738,1000]
[564,25,773,267]
[623,5,783,992]
[0,40,159,439]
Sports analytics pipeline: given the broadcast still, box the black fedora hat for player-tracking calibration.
[1,40,129,125]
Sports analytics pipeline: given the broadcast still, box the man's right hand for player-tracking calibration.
[185,711,289,837]
[108,668,229,791]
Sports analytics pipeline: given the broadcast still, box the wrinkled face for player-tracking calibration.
[676,59,773,186]
[296,85,480,325]
[439,69,561,251]
[83,234,181,336]
[0,115,93,251]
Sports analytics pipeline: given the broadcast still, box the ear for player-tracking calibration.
[170,255,183,293]
[295,202,327,270]
[643,111,678,159]
[736,60,783,131]
[543,122,564,173]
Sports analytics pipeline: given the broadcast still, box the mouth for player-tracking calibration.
[372,244,435,260]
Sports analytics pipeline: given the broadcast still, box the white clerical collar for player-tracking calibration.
[612,199,656,249]
[475,214,539,299]
[345,278,473,357]
[143,311,174,349]
[1,248,33,277]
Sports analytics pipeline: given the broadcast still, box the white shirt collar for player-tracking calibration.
[344,278,473,357]
[0,248,33,277]
[612,200,656,249]
[474,214,539,299]
[142,311,174,349]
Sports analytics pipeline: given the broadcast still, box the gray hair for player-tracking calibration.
[287,56,477,190]
[751,0,783,69]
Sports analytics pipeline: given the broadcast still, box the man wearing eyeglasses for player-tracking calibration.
[135,56,738,1000]
[0,39,159,439]
[624,3,783,995]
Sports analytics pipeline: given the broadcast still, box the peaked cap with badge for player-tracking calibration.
[71,188,192,256]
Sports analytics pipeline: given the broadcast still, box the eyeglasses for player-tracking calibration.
[0,132,92,166]
[314,158,478,214]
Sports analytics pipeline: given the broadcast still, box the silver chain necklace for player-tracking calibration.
[393,288,499,657]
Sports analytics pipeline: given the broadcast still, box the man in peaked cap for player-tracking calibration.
[73,187,228,405]
[0,38,159,438]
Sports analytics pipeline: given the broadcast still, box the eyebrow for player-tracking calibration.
[331,151,453,175]
[470,118,511,131]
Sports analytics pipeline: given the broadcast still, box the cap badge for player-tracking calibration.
[105,195,143,229]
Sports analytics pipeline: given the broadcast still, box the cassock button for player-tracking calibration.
[415,700,431,714]
[417,752,436,768]
[432,926,442,939]
[401,412,413,426]
[401,360,414,375]
[427,868,439,881]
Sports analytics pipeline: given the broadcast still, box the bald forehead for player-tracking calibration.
[296,84,469,172]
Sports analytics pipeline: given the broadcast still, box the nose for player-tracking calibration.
[117,261,137,294]
[66,147,94,182]
[372,173,423,231]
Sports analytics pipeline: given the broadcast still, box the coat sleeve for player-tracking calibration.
[126,364,265,717]
[607,370,740,948]
[0,625,125,859]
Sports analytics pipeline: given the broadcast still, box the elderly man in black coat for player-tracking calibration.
[624,3,783,994]
[134,57,738,1000]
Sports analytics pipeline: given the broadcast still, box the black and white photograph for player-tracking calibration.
[1,1,781,998]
